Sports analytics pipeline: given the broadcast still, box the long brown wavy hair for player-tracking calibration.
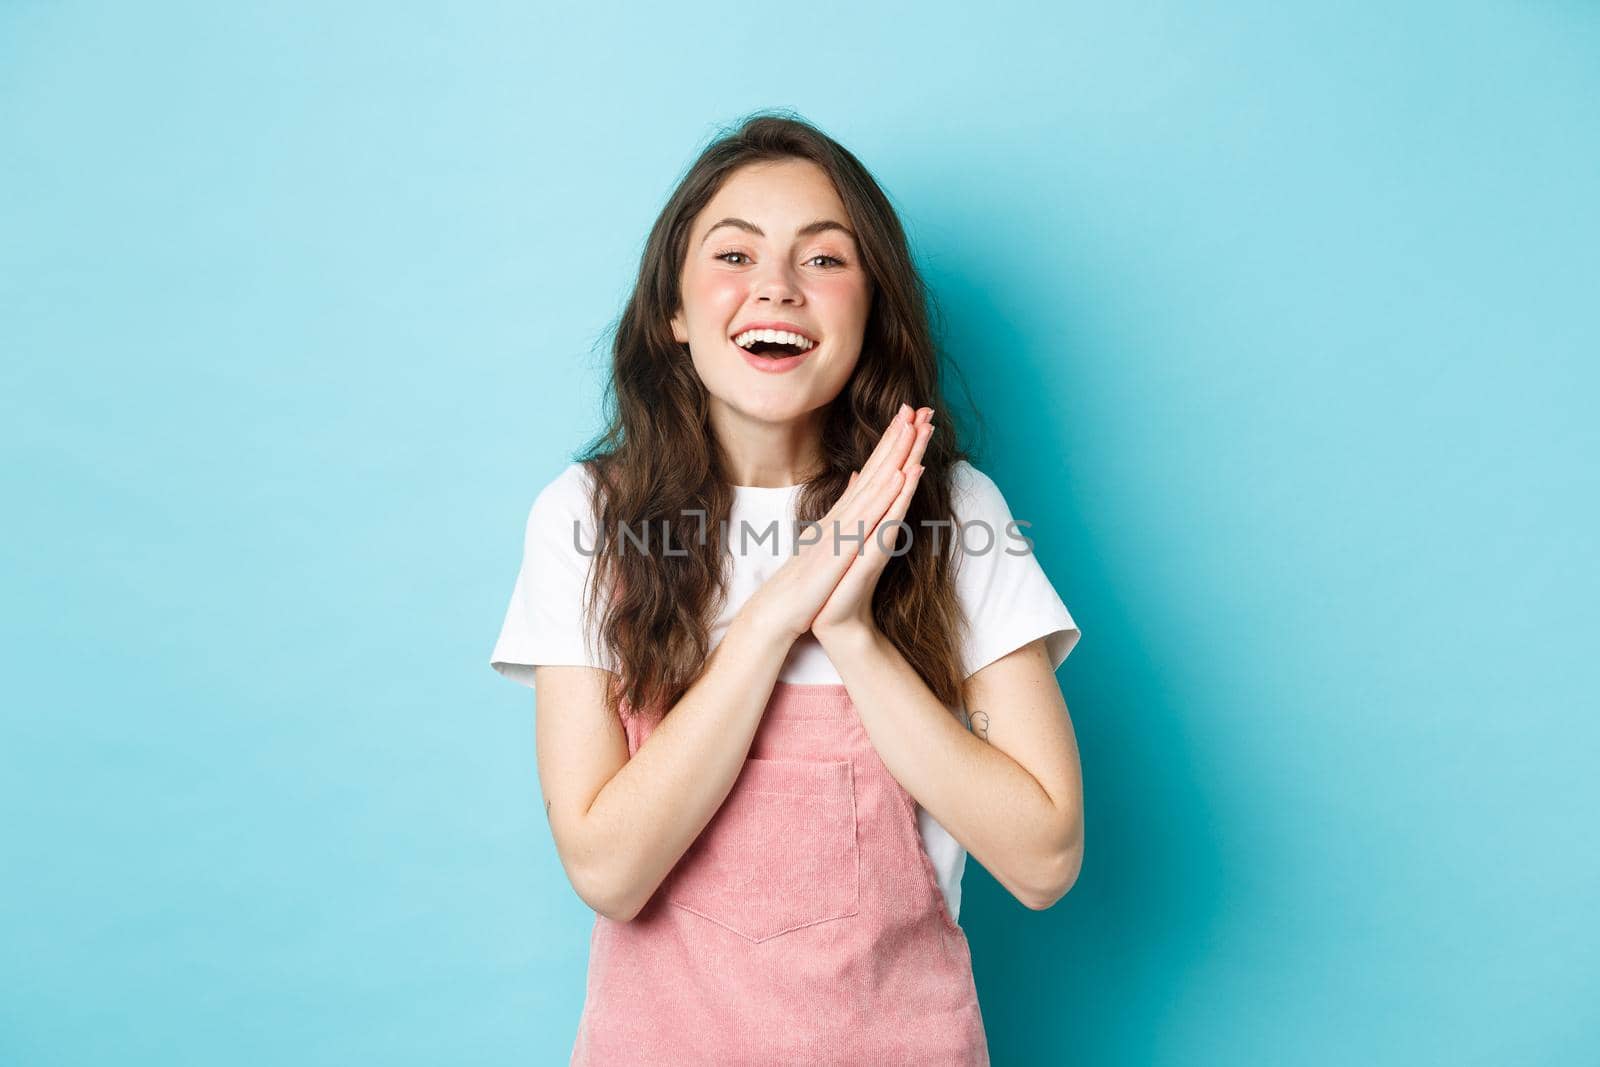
[574,109,986,725]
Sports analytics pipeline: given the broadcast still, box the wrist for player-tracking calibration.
[737,593,803,653]
[812,617,881,655]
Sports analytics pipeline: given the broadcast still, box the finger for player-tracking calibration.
[890,407,933,470]
[856,408,912,487]
[873,420,930,502]
[887,461,924,528]
[833,409,911,513]
[900,420,933,473]
[834,466,905,557]
[859,462,925,570]
[878,412,923,479]
[853,462,913,552]
[861,416,929,514]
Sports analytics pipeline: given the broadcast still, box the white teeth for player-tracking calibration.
[733,328,816,351]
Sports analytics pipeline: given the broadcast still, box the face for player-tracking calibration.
[671,159,874,433]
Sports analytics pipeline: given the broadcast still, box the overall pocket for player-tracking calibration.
[666,757,861,943]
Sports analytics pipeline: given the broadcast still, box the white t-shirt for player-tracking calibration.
[489,458,1081,924]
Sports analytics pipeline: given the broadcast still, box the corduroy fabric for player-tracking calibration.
[569,681,990,1065]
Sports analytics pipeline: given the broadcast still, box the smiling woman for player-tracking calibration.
[487,109,1083,1065]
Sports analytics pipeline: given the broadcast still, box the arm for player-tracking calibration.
[533,602,796,923]
[817,626,1084,910]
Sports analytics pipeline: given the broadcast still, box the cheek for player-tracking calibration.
[684,272,745,323]
[813,276,872,317]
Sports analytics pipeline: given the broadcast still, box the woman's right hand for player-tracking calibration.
[744,402,930,645]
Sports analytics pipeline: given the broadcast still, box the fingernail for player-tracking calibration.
[897,403,911,419]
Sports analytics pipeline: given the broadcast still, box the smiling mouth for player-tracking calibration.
[736,339,817,359]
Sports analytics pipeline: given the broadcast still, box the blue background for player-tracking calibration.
[3,3,1595,1064]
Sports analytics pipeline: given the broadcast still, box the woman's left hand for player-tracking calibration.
[810,407,934,643]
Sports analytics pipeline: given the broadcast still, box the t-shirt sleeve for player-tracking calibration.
[951,462,1082,680]
[488,462,617,687]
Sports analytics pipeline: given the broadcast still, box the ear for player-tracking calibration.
[669,306,689,345]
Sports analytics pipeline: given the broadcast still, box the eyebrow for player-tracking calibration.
[699,216,857,247]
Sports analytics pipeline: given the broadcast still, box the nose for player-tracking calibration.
[751,259,803,305]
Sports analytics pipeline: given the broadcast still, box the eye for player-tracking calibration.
[713,249,849,269]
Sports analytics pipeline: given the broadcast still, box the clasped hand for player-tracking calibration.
[748,402,935,645]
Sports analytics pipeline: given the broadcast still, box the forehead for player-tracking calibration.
[695,160,852,241]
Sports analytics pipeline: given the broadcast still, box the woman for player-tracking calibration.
[489,111,1084,1065]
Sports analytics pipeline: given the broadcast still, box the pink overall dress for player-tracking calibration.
[569,680,990,1065]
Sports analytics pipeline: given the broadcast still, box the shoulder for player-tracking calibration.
[527,460,597,521]
[518,461,603,556]
[948,459,1013,521]
[542,459,597,505]
[944,459,1038,577]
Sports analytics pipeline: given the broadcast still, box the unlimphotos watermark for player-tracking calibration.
[568,512,1037,559]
